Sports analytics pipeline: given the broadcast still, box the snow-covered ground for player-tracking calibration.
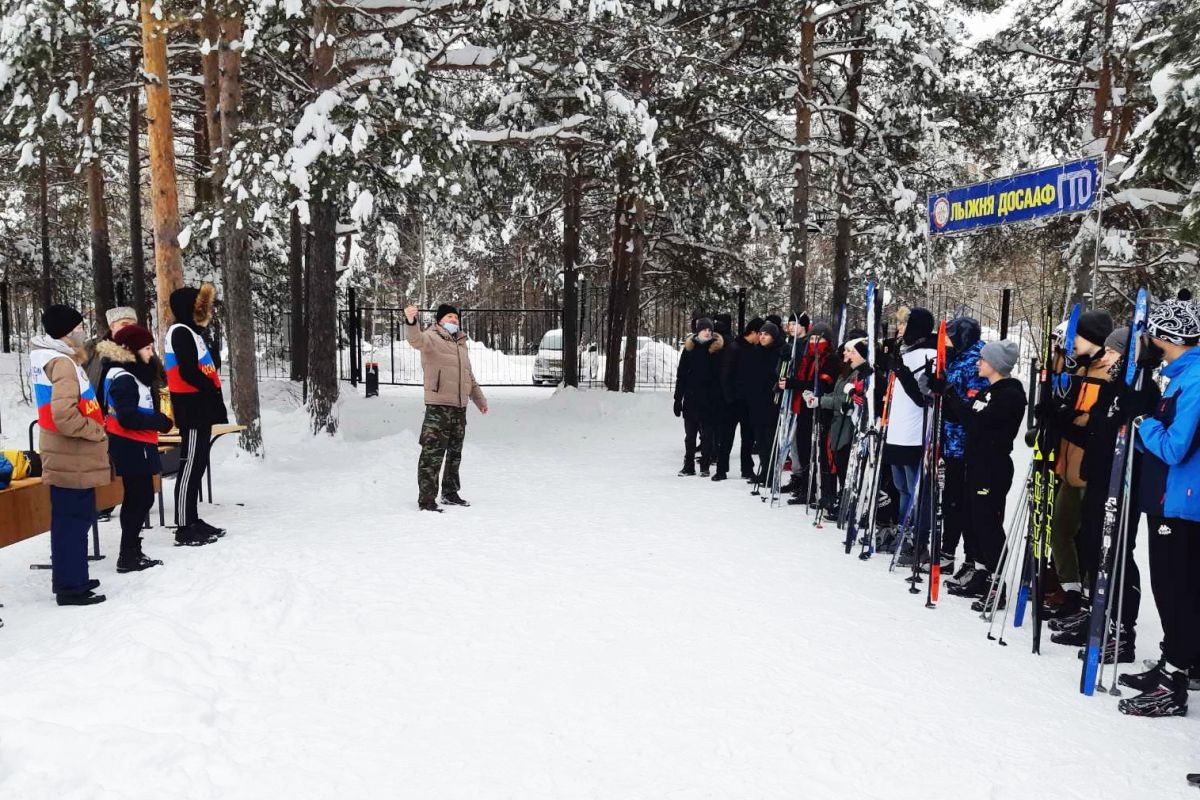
[1,372,1196,799]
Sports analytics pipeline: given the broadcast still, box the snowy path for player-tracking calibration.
[0,386,1195,799]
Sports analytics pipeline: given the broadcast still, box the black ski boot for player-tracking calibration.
[780,476,804,494]
[1076,629,1135,665]
[174,524,219,547]
[896,550,929,569]
[678,462,696,476]
[944,562,975,588]
[418,499,444,513]
[196,519,226,538]
[947,569,990,599]
[1118,668,1189,717]
[1042,589,1083,619]
[1050,624,1088,647]
[442,493,470,507]
[56,589,107,606]
[118,539,163,573]
[711,472,727,482]
[1047,609,1089,632]
[971,585,1007,613]
[1119,660,1168,693]
[1187,774,1200,787]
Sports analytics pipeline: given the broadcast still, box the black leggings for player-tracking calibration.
[175,425,212,527]
[120,474,156,559]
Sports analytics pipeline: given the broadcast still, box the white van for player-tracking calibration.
[532,329,564,385]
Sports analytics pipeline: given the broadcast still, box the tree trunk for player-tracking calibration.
[128,49,148,326]
[604,174,631,392]
[790,10,816,314]
[81,34,115,335]
[217,12,263,455]
[307,0,339,434]
[561,145,581,387]
[140,0,185,339]
[308,198,338,435]
[831,10,866,317]
[39,149,52,308]
[289,205,307,381]
[620,196,646,393]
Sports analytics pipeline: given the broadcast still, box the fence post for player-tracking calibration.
[737,287,746,336]
[348,286,359,388]
[0,280,10,354]
[1000,288,1012,340]
[563,269,579,387]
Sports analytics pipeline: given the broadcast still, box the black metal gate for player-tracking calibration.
[338,301,562,387]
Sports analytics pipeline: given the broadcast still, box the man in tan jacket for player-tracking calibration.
[405,303,488,512]
[30,305,111,605]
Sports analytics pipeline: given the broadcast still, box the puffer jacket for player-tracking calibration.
[405,320,487,409]
[942,340,988,459]
[98,340,172,477]
[30,335,111,490]
[674,332,725,419]
[1137,346,1200,523]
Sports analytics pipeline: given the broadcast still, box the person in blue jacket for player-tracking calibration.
[937,317,989,584]
[97,324,176,570]
[1119,291,1200,718]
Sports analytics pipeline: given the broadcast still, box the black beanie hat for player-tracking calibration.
[436,303,459,323]
[798,312,812,330]
[745,317,764,334]
[946,317,981,352]
[42,305,84,339]
[903,307,935,346]
[694,317,714,333]
[759,321,781,342]
[1076,309,1114,348]
[765,314,783,328]
[843,327,869,361]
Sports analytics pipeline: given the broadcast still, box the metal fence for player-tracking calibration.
[337,304,563,387]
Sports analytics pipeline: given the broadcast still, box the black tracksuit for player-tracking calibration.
[1058,377,1160,635]
[168,288,228,528]
[946,376,1026,573]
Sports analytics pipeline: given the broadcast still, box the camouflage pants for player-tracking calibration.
[418,404,467,502]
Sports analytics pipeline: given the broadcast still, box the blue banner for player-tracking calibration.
[927,158,1101,235]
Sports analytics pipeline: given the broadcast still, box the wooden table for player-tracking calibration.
[0,476,155,565]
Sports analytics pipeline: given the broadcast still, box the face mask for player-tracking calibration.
[442,322,459,335]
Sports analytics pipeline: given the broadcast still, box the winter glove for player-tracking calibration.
[1117,382,1159,421]
[673,398,683,418]
[802,390,818,409]
[1137,338,1165,370]
[927,372,947,395]
[156,414,175,433]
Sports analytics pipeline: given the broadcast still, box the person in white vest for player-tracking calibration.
[165,284,228,546]
[98,324,175,571]
[884,306,938,564]
[29,305,110,606]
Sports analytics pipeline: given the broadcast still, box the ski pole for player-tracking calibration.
[994,503,1031,645]
[982,494,1029,624]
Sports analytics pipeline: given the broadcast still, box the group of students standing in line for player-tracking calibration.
[11,283,230,615]
[674,291,1200,721]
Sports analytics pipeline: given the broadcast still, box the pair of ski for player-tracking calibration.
[1080,288,1148,695]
